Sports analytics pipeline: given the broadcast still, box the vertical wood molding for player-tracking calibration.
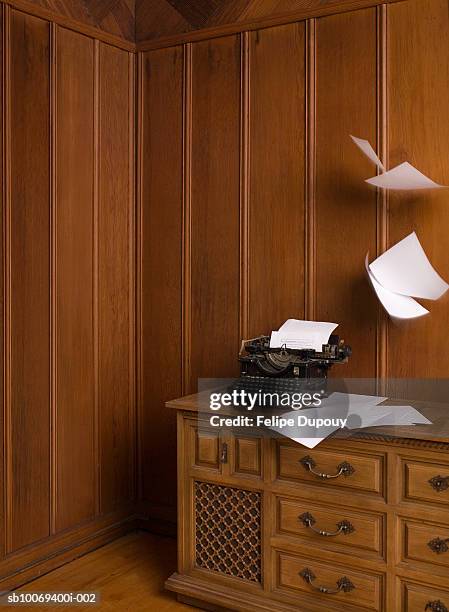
[2,2,10,555]
[128,50,136,501]
[93,38,100,517]
[135,51,143,501]
[182,43,192,395]
[305,18,316,321]
[376,3,388,384]
[239,31,249,342]
[49,20,57,536]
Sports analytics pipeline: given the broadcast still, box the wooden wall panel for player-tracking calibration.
[55,27,95,532]
[248,23,306,336]
[387,0,449,378]
[189,35,241,388]
[315,9,378,377]
[9,10,51,552]
[98,43,134,512]
[0,2,136,587]
[139,46,183,509]
[0,4,3,560]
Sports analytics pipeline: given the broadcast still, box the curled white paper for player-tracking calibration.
[365,254,429,319]
[369,232,448,300]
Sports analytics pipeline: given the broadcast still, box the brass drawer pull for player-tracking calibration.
[428,537,449,554]
[299,455,355,479]
[299,512,355,537]
[429,475,449,492]
[426,601,448,612]
[299,568,355,594]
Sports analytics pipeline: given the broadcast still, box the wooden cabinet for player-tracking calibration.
[166,396,449,611]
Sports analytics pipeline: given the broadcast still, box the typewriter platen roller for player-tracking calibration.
[238,335,351,379]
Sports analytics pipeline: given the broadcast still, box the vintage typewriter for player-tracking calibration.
[229,334,351,408]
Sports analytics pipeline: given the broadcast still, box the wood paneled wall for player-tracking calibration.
[138,0,449,520]
[2,0,449,583]
[1,5,135,588]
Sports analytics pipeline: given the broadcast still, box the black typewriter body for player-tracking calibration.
[231,334,351,402]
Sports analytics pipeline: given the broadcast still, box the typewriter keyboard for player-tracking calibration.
[227,376,326,409]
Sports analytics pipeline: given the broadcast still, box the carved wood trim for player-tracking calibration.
[348,432,449,450]
[137,0,404,52]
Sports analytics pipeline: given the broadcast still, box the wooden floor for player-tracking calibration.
[8,532,201,611]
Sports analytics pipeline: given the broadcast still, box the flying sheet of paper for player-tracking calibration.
[270,320,338,352]
[350,135,385,171]
[365,254,429,319]
[366,161,446,190]
[369,232,449,300]
[350,135,446,190]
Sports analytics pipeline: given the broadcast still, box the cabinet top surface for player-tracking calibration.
[166,390,449,446]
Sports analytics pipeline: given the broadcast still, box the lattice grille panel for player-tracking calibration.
[194,481,262,582]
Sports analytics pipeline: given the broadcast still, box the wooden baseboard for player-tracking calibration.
[165,573,325,612]
[0,505,177,591]
[178,593,230,612]
[0,512,137,591]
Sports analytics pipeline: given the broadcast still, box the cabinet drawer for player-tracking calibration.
[277,442,384,496]
[403,459,449,507]
[276,550,383,611]
[400,579,449,612]
[402,519,449,570]
[276,497,384,557]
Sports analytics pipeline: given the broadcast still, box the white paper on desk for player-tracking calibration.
[267,407,342,448]
[365,254,429,319]
[369,232,449,300]
[320,392,392,428]
[350,135,385,172]
[271,320,338,351]
[321,392,387,409]
[366,161,446,190]
[368,405,432,426]
[290,437,325,449]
